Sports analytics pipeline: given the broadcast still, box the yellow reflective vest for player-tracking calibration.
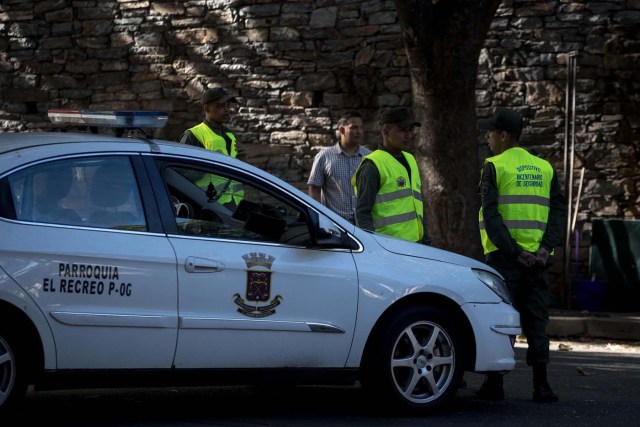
[189,123,243,207]
[479,147,553,254]
[353,150,424,242]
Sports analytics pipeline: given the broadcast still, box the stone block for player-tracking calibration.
[547,316,587,337]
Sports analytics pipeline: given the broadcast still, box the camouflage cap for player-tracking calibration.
[477,107,523,136]
[379,107,421,129]
[202,87,237,105]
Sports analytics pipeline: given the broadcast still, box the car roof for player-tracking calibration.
[0,130,285,190]
[0,130,311,206]
[0,132,153,155]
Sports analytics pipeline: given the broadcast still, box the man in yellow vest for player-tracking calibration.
[475,107,566,403]
[180,87,243,209]
[352,107,431,244]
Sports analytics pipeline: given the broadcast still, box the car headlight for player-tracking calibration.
[472,268,513,305]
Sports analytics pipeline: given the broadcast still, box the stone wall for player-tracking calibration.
[1,0,639,225]
[480,0,640,226]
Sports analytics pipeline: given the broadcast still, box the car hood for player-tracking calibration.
[370,232,494,272]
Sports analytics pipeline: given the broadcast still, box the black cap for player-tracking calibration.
[202,88,237,105]
[379,107,421,129]
[477,107,523,136]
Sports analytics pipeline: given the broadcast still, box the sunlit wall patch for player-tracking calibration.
[233,252,282,318]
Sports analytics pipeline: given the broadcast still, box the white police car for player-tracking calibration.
[0,110,519,413]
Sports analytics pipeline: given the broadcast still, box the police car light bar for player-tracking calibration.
[48,109,168,128]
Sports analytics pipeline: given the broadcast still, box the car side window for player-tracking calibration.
[3,156,147,231]
[163,165,311,246]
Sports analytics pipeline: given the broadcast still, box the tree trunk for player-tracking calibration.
[394,0,501,259]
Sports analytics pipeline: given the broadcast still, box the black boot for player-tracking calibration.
[532,363,559,403]
[473,373,504,401]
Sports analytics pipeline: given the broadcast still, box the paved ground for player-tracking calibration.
[21,342,640,426]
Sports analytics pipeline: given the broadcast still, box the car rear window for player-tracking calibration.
[3,156,147,231]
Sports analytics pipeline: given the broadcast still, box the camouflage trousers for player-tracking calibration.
[486,251,551,366]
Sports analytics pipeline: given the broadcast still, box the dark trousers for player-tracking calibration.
[486,251,550,366]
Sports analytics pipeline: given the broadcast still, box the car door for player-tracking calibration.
[0,155,178,369]
[147,157,359,368]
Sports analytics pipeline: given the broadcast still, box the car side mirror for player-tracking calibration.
[312,214,352,250]
[316,227,345,248]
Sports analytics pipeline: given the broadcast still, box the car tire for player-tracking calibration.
[0,326,29,413]
[362,305,465,412]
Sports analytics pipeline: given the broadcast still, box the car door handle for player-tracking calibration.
[185,256,225,273]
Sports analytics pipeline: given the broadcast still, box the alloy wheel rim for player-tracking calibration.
[390,320,455,404]
[0,336,16,405]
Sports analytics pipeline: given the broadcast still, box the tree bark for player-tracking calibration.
[394,0,501,259]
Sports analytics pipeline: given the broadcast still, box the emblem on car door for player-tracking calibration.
[233,252,282,318]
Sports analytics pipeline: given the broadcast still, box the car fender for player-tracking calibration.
[0,267,57,370]
[345,235,505,367]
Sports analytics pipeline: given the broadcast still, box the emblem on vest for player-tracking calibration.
[233,252,282,318]
[396,176,406,188]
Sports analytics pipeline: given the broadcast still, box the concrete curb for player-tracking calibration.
[548,311,640,341]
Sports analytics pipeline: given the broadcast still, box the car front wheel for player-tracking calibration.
[363,305,465,412]
[0,327,28,413]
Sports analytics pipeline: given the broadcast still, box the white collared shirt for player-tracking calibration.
[307,142,371,222]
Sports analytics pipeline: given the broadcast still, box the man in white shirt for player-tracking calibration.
[307,111,371,223]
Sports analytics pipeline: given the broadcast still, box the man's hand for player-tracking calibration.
[517,250,538,268]
[535,247,550,267]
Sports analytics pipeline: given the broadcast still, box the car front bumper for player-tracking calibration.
[462,302,521,372]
